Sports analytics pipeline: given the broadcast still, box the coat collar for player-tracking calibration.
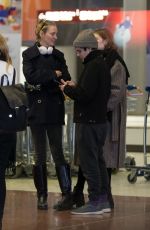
[83,49,103,64]
[25,44,40,59]
[24,43,61,60]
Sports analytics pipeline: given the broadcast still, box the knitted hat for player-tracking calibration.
[73,29,98,48]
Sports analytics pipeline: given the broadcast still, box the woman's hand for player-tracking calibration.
[61,79,76,86]
[55,70,62,78]
[59,79,67,91]
[65,80,76,87]
[59,79,76,92]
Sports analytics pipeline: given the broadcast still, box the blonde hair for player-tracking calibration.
[35,19,56,42]
[0,33,12,67]
[94,28,117,50]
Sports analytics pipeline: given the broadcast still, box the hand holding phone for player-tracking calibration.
[55,70,62,78]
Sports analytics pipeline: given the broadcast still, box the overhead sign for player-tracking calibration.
[38,9,109,22]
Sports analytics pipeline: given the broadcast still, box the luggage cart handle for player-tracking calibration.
[127,85,137,91]
[145,86,150,107]
[145,86,150,92]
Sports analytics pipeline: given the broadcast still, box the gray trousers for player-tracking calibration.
[75,123,109,201]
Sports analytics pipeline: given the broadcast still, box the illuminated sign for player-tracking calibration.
[38,9,109,22]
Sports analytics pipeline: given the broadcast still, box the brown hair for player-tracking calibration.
[35,19,57,42]
[94,28,117,50]
[0,33,12,67]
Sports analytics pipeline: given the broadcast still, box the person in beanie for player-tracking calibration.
[59,29,111,214]
[70,28,129,210]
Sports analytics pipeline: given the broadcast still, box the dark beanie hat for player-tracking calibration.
[73,29,98,48]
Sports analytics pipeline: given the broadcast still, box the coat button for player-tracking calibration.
[37,99,42,103]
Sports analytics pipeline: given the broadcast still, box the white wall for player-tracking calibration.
[57,46,77,81]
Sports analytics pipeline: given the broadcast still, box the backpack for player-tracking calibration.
[0,70,28,132]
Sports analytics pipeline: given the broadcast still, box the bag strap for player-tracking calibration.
[12,68,16,85]
[0,74,9,86]
[0,67,16,86]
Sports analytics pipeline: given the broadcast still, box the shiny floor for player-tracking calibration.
[3,152,150,230]
[3,191,150,230]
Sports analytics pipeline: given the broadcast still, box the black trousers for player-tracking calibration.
[0,132,16,220]
[75,123,109,201]
[30,124,67,166]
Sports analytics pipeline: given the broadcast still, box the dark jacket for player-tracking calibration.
[22,44,71,125]
[64,50,111,124]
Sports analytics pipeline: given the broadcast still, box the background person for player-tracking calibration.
[0,33,17,229]
[72,28,129,209]
[22,19,72,211]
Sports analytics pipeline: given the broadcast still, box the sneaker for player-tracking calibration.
[99,201,111,213]
[71,201,103,215]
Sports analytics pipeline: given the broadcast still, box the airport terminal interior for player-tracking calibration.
[1,0,150,229]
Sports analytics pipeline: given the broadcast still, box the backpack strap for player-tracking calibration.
[0,74,9,86]
[0,67,16,86]
[12,68,16,85]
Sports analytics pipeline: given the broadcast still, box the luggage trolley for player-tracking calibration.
[6,98,75,178]
[5,128,34,178]
[126,86,150,183]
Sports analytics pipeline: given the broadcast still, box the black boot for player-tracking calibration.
[108,190,114,209]
[72,186,85,208]
[33,164,48,210]
[107,168,114,209]
[72,166,85,207]
[54,164,73,211]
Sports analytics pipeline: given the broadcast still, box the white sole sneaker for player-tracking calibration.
[71,210,103,215]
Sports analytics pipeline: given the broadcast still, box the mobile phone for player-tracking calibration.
[54,79,62,85]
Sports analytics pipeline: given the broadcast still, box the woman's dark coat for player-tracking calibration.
[22,44,71,125]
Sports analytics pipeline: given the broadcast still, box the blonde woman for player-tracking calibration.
[22,19,72,211]
[0,33,17,229]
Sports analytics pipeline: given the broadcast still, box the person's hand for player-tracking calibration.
[59,79,67,92]
[66,80,76,87]
[55,70,62,78]
[61,79,76,87]
[59,79,76,92]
